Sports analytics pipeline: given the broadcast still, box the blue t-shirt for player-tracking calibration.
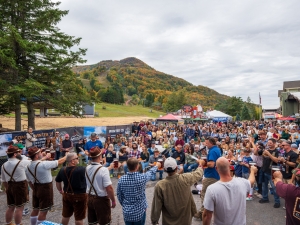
[85,140,103,151]
[204,145,221,180]
[242,156,252,174]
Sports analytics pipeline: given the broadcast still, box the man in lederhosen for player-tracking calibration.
[85,146,116,225]
[1,145,31,225]
[55,153,87,225]
[26,146,67,225]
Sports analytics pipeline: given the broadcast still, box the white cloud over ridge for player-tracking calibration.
[57,0,300,108]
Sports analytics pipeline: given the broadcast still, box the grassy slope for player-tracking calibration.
[95,103,162,118]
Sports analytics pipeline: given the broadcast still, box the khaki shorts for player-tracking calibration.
[282,178,291,184]
[62,193,87,221]
[32,182,53,211]
[7,180,29,207]
[88,194,111,225]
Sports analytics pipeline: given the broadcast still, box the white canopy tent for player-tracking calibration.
[206,110,232,122]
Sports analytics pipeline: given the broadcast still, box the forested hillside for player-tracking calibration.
[72,57,229,111]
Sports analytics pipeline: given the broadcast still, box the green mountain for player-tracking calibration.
[72,57,229,110]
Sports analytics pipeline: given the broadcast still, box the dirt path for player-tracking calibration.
[0,116,154,130]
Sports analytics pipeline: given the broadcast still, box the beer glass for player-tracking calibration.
[113,158,119,169]
[201,156,207,168]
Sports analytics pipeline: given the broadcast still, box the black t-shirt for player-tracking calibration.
[55,166,86,194]
[261,148,279,174]
[281,150,298,179]
[141,152,149,161]
[62,140,72,149]
[76,143,85,154]
[105,150,116,163]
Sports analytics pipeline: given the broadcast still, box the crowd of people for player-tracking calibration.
[1,119,300,225]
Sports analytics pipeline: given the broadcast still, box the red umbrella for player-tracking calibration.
[277,117,296,121]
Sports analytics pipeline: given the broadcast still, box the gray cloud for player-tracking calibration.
[57,0,300,109]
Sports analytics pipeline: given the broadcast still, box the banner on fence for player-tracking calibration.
[0,129,54,156]
[55,127,84,145]
[0,133,13,156]
[84,126,107,143]
[106,125,132,138]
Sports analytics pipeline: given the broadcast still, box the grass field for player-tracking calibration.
[95,103,162,117]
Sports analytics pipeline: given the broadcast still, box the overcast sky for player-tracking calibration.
[57,0,300,109]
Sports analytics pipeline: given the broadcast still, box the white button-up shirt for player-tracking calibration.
[26,160,58,184]
[1,158,31,182]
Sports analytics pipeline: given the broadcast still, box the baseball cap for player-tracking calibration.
[292,168,300,177]
[164,157,177,172]
[291,144,298,149]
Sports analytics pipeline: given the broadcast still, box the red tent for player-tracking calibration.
[277,117,296,121]
[156,114,180,121]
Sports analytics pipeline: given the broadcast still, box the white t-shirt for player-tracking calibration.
[85,163,112,196]
[267,132,273,139]
[26,160,58,184]
[204,177,251,225]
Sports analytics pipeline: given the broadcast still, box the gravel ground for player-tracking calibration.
[0,173,286,225]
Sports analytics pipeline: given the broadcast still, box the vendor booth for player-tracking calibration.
[156,114,184,126]
[206,110,232,122]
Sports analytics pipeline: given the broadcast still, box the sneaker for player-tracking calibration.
[246,196,253,201]
[117,174,121,179]
[274,203,280,208]
[259,199,270,204]
[23,208,30,216]
[159,177,163,180]
[256,193,263,198]
[283,206,286,210]
[194,211,202,220]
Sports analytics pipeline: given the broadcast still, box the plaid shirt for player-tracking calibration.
[117,166,158,222]
[128,150,141,159]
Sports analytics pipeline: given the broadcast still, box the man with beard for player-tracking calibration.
[26,146,67,225]
[1,146,31,225]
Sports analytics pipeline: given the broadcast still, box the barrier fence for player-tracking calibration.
[0,125,132,157]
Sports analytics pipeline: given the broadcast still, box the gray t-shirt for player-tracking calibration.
[203,177,251,225]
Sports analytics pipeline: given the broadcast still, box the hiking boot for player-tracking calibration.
[274,203,280,208]
[259,199,270,204]
[194,211,202,220]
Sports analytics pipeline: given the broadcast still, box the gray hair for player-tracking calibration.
[66,153,77,164]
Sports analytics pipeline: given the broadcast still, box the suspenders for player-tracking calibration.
[86,166,102,196]
[64,167,77,194]
[3,160,22,182]
[27,162,41,183]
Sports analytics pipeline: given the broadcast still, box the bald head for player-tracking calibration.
[216,157,230,175]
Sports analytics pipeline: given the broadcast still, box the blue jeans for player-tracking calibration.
[262,172,280,204]
[103,162,113,175]
[78,152,88,163]
[140,162,149,171]
[124,164,128,174]
[183,163,198,173]
[150,170,163,181]
[124,211,146,225]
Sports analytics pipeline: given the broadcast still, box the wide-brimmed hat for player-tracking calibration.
[90,146,102,158]
[6,146,21,154]
[28,146,41,157]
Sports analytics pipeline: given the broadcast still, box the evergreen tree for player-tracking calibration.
[0,0,89,130]
[241,104,251,120]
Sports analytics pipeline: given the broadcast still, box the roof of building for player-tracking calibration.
[288,92,300,102]
[283,80,300,90]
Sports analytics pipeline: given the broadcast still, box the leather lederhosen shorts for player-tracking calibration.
[62,193,87,221]
[7,180,29,207]
[32,182,53,211]
[87,194,111,225]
